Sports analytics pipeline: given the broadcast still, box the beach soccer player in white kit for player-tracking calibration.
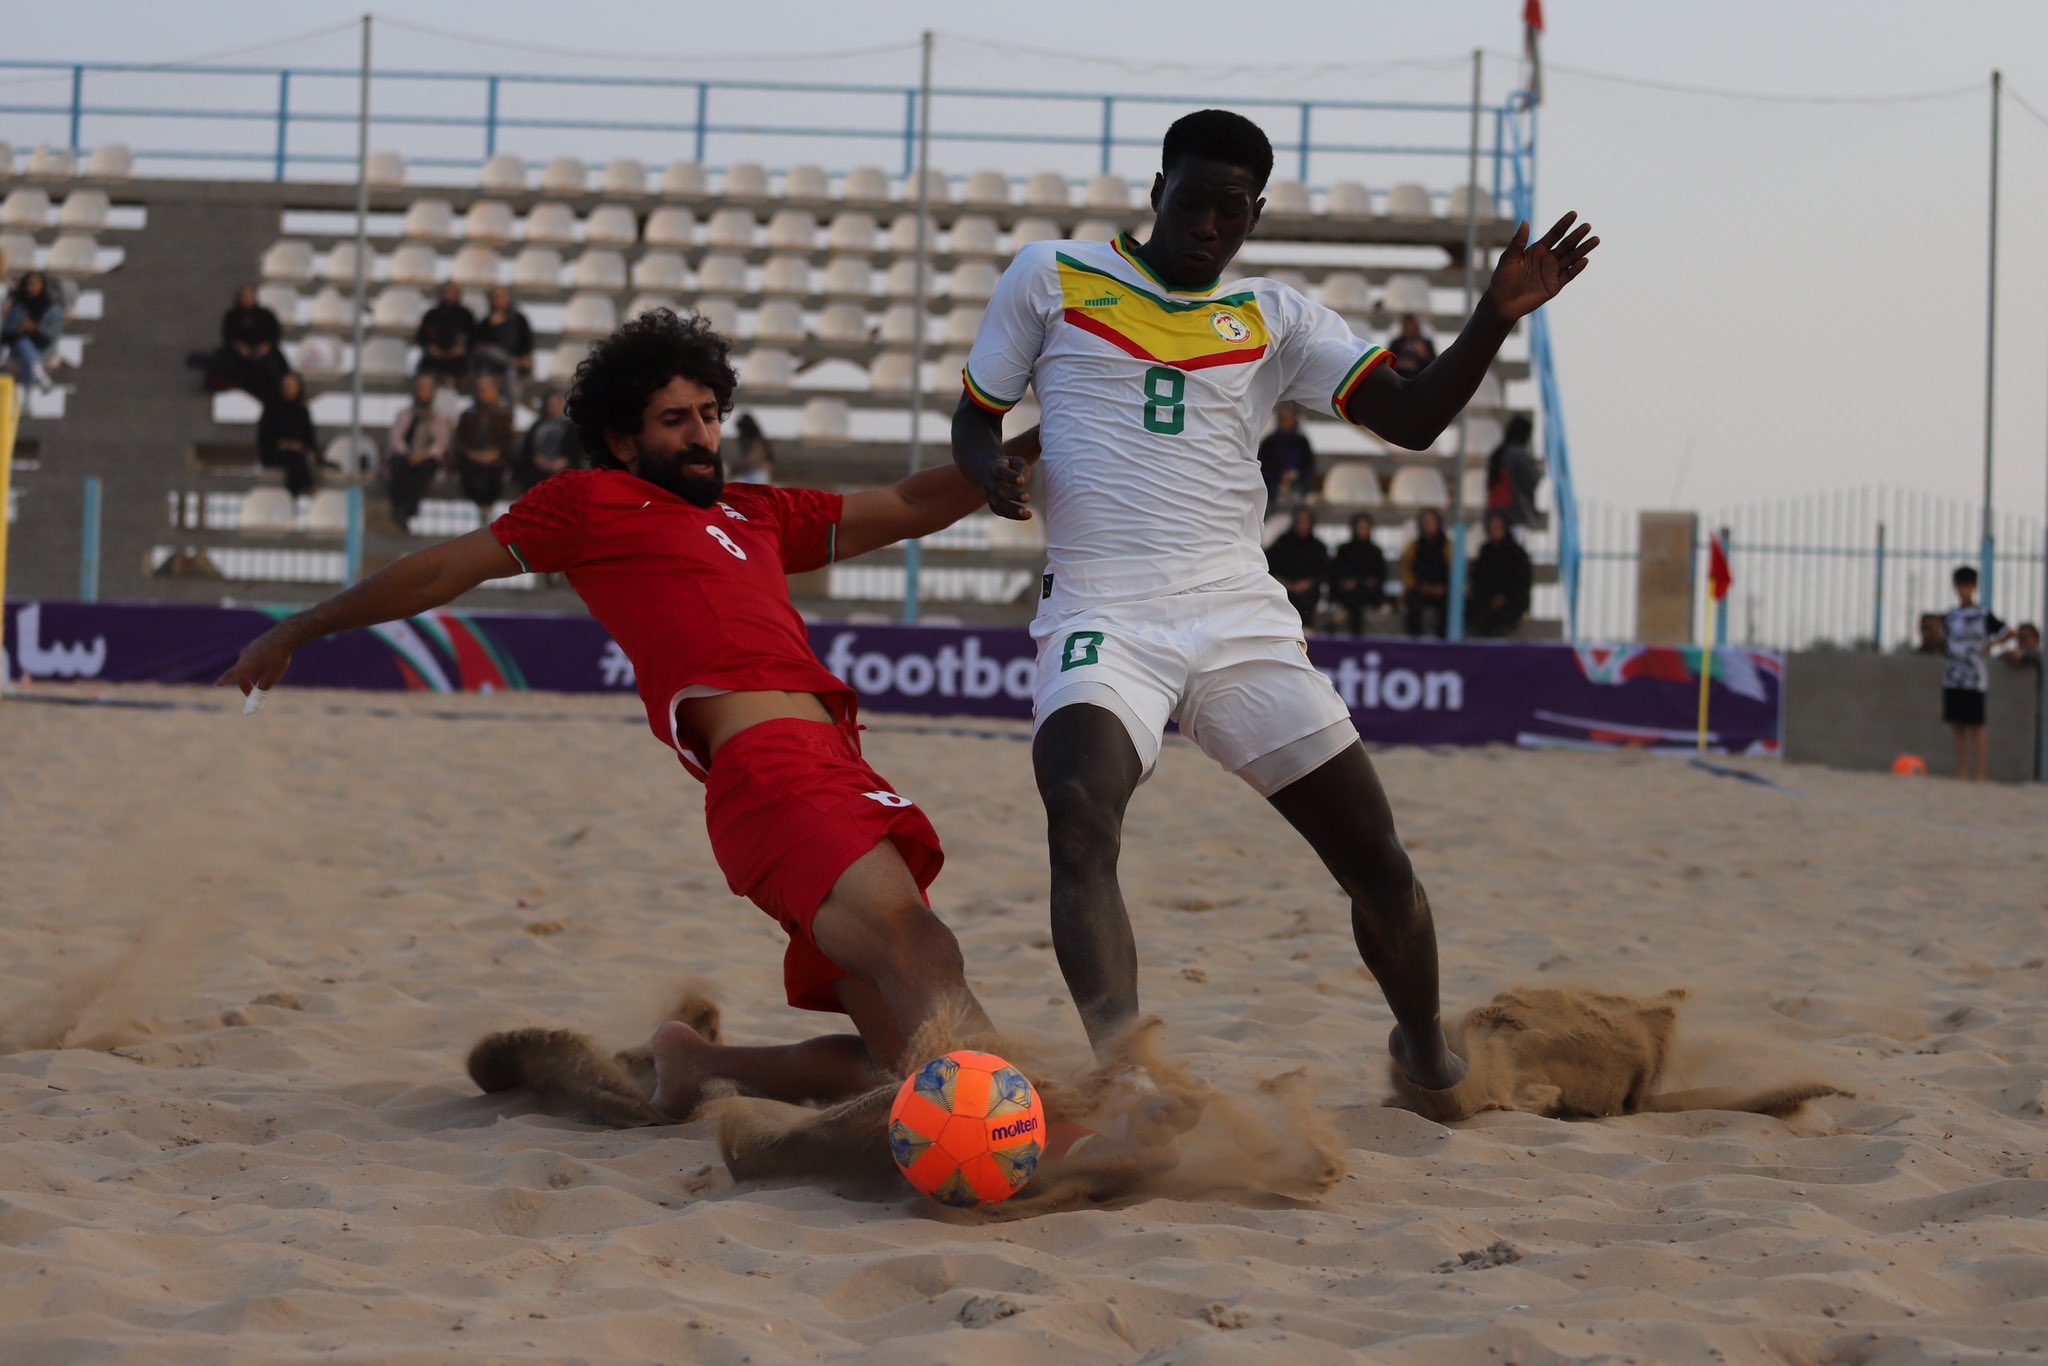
[951,109,1598,1090]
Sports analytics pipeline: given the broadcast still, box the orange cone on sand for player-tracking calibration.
[1891,754,1928,777]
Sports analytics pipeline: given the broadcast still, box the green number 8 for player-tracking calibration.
[1141,365,1186,435]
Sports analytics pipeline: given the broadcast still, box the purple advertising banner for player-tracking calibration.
[4,600,1783,755]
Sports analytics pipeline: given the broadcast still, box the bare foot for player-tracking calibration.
[649,1020,714,1120]
[1389,1022,1468,1092]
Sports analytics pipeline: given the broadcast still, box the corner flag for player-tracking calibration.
[1708,529,1732,604]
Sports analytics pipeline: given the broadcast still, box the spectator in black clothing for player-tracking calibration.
[1328,512,1388,635]
[2000,622,2041,670]
[386,373,451,530]
[2,270,64,392]
[1467,511,1533,638]
[415,281,475,388]
[471,286,534,400]
[1400,508,1452,638]
[731,412,776,483]
[451,371,515,513]
[256,371,320,497]
[211,284,289,401]
[1914,612,1947,656]
[1266,505,1330,630]
[516,389,583,493]
[1257,403,1316,505]
[1485,414,1543,529]
[1387,313,1436,377]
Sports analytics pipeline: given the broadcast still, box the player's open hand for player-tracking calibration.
[976,449,1033,521]
[215,629,294,696]
[1486,212,1598,322]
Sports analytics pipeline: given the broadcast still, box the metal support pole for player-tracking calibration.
[1872,521,1886,651]
[1446,48,1482,642]
[68,65,83,154]
[344,485,364,586]
[903,29,935,625]
[79,475,101,602]
[1297,102,1311,183]
[346,13,372,559]
[1099,97,1114,175]
[901,90,917,179]
[485,76,500,158]
[274,72,291,182]
[1982,70,2001,603]
[694,83,709,165]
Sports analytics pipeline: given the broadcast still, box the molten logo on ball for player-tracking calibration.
[887,1049,1046,1208]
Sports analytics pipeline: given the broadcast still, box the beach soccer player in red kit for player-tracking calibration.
[218,309,1040,1120]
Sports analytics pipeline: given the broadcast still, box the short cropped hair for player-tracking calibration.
[1954,565,1979,588]
[568,308,737,468]
[1161,109,1273,191]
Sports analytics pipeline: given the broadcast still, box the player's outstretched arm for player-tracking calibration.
[950,393,1034,521]
[836,426,1041,561]
[214,528,523,696]
[1345,211,1598,450]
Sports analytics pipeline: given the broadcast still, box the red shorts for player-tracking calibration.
[702,718,944,1013]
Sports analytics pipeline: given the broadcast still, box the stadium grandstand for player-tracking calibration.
[0,59,1568,633]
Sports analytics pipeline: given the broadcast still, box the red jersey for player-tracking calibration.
[490,469,852,776]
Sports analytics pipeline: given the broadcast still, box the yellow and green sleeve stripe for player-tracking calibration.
[1332,347,1393,424]
[962,364,1019,415]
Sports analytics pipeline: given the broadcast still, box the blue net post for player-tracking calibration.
[68,65,84,154]
[484,76,500,158]
[344,485,364,586]
[1297,103,1311,182]
[1099,97,1114,174]
[1447,520,1468,641]
[79,475,101,602]
[693,83,709,164]
[273,72,290,182]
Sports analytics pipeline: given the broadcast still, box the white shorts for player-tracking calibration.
[1030,572,1358,796]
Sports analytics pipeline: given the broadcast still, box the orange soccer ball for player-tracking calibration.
[887,1050,1046,1208]
[1892,754,1929,777]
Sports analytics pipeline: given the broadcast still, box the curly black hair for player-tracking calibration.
[566,308,738,468]
[1161,109,1273,192]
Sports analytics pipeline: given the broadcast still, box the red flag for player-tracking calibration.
[1523,0,1545,105]
[1708,531,1732,603]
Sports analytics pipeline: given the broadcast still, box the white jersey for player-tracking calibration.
[964,233,1390,607]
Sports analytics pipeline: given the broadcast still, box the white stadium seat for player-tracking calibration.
[28,145,76,179]
[760,254,811,298]
[1009,216,1061,248]
[696,253,748,296]
[480,153,527,192]
[886,216,925,255]
[258,283,299,322]
[624,294,676,321]
[884,259,922,299]
[541,156,588,194]
[1320,271,1372,315]
[1326,181,1373,218]
[0,143,13,179]
[360,336,410,380]
[546,340,590,381]
[0,188,52,229]
[631,251,688,292]
[240,487,295,532]
[322,241,364,285]
[949,215,1001,258]
[56,190,109,232]
[935,350,970,391]
[261,240,315,285]
[643,206,695,249]
[1023,171,1069,209]
[692,297,740,336]
[1083,174,1130,211]
[826,211,878,254]
[46,234,99,278]
[524,203,579,247]
[1448,185,1497,222]
[799,397,851,445]
[83,144,134,182]
[1264,180,1312,215]
[753,300,806,347]
[876,304,922,345]
[662,161,709,199]
[462,200,516,244]
[943,308,983,347]
[723,162,770,198]
[1462,467,1489,509]
[962,170,1011,207]
[869,351,916,396]
[1264,267,1309,294]
[572,249,627,291]
[946,261,999,303]
[905,167,952,206]
[450,245,502,289]
[1387,183,1435,219]
[783,164,830,200]
[1322,464,1382,507]
[321,432,376,477]
[561,292,618,339]
[371,286,426,334]
[1471,373,1505,411]
[816,303,867,345]
[766,208,817,252]
[306,489,353,533]
[743,348,798,391]
[309,286,355,330]
[294,333,344,384]
[705,207,756,251]
[0,232,35,272]
[1071,217,1119,243]
[841,165,891,204]
[1382,273,1432,316]
[1388,465,1449,508]
[585,205,638,248]
[401,199,455,243]
[366,150,408,188]
[387,243,439,286]
[822,256,873,300]
[602,158,649,196]
[511,246,564,292]
[1460,416,1505,457]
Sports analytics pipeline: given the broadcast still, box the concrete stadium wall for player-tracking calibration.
[1785,652,2041,783]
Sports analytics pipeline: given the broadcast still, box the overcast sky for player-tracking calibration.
[12,1,2048,529]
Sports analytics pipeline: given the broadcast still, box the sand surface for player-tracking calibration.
[4,684,2047,1364]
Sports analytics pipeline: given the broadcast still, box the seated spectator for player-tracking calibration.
[386,373,451,530]
[1257,403,1316,506]
[1485,414,1543,528]
[471,286,534,400]
[1328,512,1388,635]
[450,372,514,514]
[516,389,583,493]
[415,282,475,388]
[1914,612,1947,656]
[256,371,320,498]
[210,283,287,401]
[1400,508,1452,638]
[1467,511,1533,638]
[1266,505,1330,630]
[1999,621,2042,669]
[730,412,776,484]
[1387,313,1437,377]
[1,271,64,392]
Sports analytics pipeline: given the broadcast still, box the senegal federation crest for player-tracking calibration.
[1210,309,1251,343]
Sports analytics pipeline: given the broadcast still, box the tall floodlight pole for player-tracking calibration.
[902,29,935,624]
[345,13,374,584]
[1981,69,2000,605]
[1446,48,1483,642]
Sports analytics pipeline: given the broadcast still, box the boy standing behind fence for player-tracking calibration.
[1941,565,2011,781]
